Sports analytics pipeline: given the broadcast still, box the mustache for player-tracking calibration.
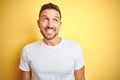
[44,26,56,30]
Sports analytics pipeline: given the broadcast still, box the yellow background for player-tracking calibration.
[0,0,120,80]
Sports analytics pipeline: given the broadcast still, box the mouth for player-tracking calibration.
[46,29,54,34]
[45,27,55,35]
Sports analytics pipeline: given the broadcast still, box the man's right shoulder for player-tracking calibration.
[23,40,42,50]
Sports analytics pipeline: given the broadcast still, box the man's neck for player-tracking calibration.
[43,36,62,46]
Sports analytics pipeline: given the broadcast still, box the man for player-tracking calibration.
[19,3,85,80]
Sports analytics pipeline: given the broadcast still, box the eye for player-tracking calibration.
[42,17,48,21]
[53,19,58,22]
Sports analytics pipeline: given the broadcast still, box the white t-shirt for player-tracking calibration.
[19,38,85,80]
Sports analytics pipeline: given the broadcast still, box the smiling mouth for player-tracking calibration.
[46,29,54,34]
[44,27,56,35]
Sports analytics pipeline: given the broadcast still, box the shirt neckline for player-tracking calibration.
[41,38,64,48]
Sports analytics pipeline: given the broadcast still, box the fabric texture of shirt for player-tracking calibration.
[19,38,85,80]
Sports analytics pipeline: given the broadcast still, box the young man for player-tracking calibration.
[19,3,85,80]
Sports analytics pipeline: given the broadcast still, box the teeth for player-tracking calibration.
[46,29,53,34]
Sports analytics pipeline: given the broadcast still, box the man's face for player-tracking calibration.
[37,9,62,40]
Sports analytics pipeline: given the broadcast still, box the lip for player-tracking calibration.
[44,27,56,33]
[47,29,53,33]
[44,28,55,35]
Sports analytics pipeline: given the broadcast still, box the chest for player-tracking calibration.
[29,48,75,74]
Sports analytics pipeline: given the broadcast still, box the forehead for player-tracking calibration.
[40,9,60,18]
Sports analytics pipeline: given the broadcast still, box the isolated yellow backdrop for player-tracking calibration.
[0,0,120,80]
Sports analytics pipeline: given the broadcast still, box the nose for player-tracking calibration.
[47,20,53,27]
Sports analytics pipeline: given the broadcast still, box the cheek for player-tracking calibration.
[56,24,61,29]
[39,22,47,28]
[42,22,48,26]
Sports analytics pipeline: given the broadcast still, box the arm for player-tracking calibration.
[74,66,85,80]
[20,70,31,80]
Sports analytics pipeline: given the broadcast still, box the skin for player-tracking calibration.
[20,71,31,80]
[20,9,85,80]
[37,9,62,46]
[74,66,85,80]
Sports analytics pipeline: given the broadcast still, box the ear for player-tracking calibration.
[60,21,62,26]
[60,21,62,25]
[37,20,40,28]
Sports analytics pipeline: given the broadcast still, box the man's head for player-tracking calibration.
[39,3,61,20]
[37,3,62,40]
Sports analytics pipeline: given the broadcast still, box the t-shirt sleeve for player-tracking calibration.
[74,44,85,70]
[19,47,30,71]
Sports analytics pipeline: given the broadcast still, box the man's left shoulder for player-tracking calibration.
[63,39,81,47]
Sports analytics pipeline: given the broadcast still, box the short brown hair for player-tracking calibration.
[39,3,61,19]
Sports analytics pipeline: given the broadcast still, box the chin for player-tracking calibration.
[41,31,59,40]
[44,34,58,40]
[44,36,55,40]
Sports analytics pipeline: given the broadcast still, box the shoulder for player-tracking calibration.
[22,40,42,51]
[63,38,81,48]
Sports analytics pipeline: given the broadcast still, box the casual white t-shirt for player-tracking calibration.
[19,38,85,80]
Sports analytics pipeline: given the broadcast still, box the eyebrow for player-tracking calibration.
[54,16,60,19]
[41,15,60,19]
[41,15,47,18]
